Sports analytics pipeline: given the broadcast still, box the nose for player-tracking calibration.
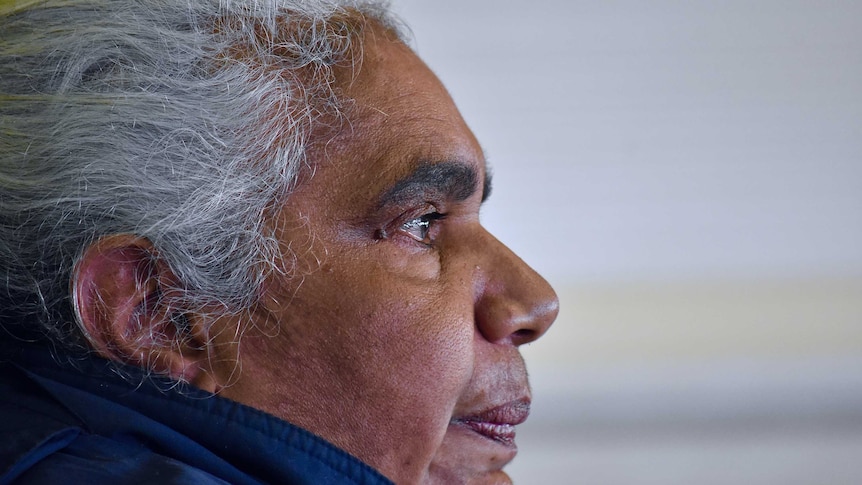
[473,231,559,346]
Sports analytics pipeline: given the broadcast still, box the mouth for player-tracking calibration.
[450,399,530,447]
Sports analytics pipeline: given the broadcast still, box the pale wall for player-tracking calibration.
[393,1,862,483]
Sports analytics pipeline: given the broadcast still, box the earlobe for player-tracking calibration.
[73,234,216,390]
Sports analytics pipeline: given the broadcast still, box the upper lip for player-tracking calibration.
[455,398,531,426]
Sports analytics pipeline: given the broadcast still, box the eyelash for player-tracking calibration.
[399,211,446,246]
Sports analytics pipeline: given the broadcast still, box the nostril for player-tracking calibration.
[511,328,537,346]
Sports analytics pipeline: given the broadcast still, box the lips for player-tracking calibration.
[451,399,530,446]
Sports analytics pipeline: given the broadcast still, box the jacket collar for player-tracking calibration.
[2,340,393,485]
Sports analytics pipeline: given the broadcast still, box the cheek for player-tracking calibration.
[328,273,475,397]
[279,244,478,402]
[355,249,471,367]
[337,242,479,391]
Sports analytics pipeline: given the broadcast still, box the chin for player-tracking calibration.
[426,466,513,485]
[424,420,521,484]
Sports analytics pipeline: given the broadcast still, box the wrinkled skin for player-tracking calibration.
[217,25,559,484]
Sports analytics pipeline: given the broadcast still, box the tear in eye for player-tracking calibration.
[400,212,445,245]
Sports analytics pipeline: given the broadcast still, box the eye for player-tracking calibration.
[400,211,446,245]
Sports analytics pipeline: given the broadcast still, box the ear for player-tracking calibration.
[73,234,219,392]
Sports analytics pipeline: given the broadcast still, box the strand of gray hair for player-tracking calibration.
[0,0,402,356]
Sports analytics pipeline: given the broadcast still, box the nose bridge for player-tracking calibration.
[473,229,559,346]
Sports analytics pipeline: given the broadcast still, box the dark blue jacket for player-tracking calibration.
[0,339,393,485]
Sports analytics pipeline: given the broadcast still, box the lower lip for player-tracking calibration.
[453,420,518,447]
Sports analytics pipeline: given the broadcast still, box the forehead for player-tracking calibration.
[310,24,486,201]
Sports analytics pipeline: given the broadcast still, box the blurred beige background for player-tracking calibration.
[395,1,862,483]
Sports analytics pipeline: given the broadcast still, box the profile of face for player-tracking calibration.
[74,20,558,485]
[201,25,560,484]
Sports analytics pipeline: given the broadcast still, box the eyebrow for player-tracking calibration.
[378,160,493,209]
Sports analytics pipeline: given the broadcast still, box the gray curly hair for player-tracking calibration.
[0,0,403,349]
